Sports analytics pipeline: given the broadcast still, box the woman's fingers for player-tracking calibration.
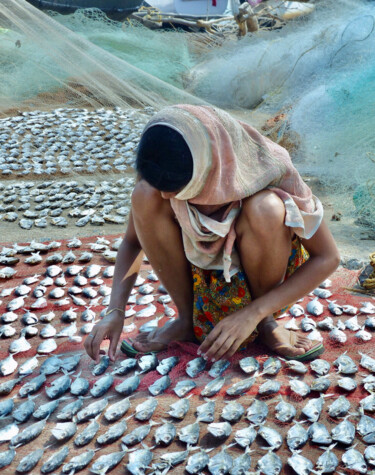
[108,330,121,362]
[206,335,235,362]
[198,326,222,357]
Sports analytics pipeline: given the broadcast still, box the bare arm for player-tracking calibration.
[84,210,143,362]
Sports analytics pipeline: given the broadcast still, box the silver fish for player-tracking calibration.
[308,422,332,445]
[287,452,313,475]
[46,372,72,399]
[365,316,375,330]
[74,417,100,446]
[365,445,375,467]
[0,377,21,396]
[275,395,296,423]
[186,357,206,377]
[76,397,110,423]
[16,448,45,473]
[49,287,65,299]
[234,425,257,448]
[313,288,332,299]
[360,301,375,314]
[259,379,281,397]
[207,421,232,438]
[337,376,357,392]
[12,395,36,423]
[18,373,46,397]
[306,297,324,316]
[0,449,16,469]
[154,419,176,445]
[301,315,317,332]
[256,450,282,475]
[342,446,367,473]
[285,359,308,374]
[112,358,137,376]
[186,449,211,474]
[201,376,225,397]
[60,353,82,372]
[10,418,47,447]
[168,396,191,419]
[39,311,56,323]
[37,339,57,354]
[61,307,78,322]
[66,265,84,276]
[329,327,346,343]
[246,399,268,425]
[138,353,158,372]
[1,312,18,323]
[57,397,85,421]
[55,275,67,287]
[156,356,179,375]
[317,317,335,331]
[90,373,114,397]
[221,400,245,423]
[81,306,95,322]
[85,264,101,278]
[360,352,375,373]
[122,422,156,447]
[302,396,325,422]
[289,303,305,317]
[239,356,260,374]
[226,376,255,396]
[310,359,331,376]
[40,323,56,338]
[104,397,131,422]
[51,421,77,441]
[15,284,31,296]
[356,326,373,341]
[97,419,127,444]
[208,446,233,475]
[6,296,25,312]
[263,357,282,375]
[62,449,96,473]
[33,399,62,419]
[31,296,48,309]
[310,376,331,393]
[0,354,18,376]
[287,422,309,450]
[334,353,358,374]
[315,444,339,474]
[196,399,216,423]
[40,355,61,375]
[115,373,141,396]
[259,425,283,450]
[136,304,156,318]
[174,379,197,397]
[135,397,158,421]
[0,324,16,338]
[136,294,154,305]
[149,375,171,396]
[178,421,200,445]
[208,359,230,378]
[361,393,375,412]
[328,395,351,418]
[345,315,361,331]
[342,304,358,315]
[127,444,153,475]
[0,397,15,417]
[90,451,126,474]
[331,417,355,445]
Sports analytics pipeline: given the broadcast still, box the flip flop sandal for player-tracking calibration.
[120,338,161,357]
[283,342,325,362]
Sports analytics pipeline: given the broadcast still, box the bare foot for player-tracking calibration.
[258,318,315,358]
[132,318,195,353]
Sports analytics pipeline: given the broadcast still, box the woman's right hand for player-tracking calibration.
[84,310,124,363]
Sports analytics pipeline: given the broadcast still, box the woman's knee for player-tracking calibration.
[235,190,287,239]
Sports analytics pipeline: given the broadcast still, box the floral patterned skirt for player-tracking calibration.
[192,236,309,347]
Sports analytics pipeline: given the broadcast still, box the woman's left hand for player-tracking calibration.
[197,311,257,362]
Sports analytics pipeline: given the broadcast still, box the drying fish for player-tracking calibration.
[308,422,332,445]
[315,444,339,473]
[319,278,332,288]
[178,421,200,445]
[136,304,157,318]
[275,395,296,423]
[91,451,126,474]
[207,421,232,438]
[46,371,72,398]
[186,448,212,474]
[0,397,15,418]
[196,399,216,423]
[246,399,269,425]
[76,397,110,423]
[337,376,357,391]
[91,277,104,286]
[285,359,308,374]
[40,354,61,375]
[122,422,156,447]
[33,286,47,299]
[239,356,259,374]
[221,400,245,423]
[226,376,256,396]
[135,397,158,421]
[56,322,77,338]
[0,325,16,338]
[158,294,172,304]
[259,379,282,397]
[1,311,18,323]
[112,358,137,376]
[74,417,100,447]
[310,376,331,393]
[342,446,367,473]
[156,356,179,375]
[201,376,225,397]
[25,252,43,265]
[360,352,375,372]
[0,449,16,469]
[97,419,127,444]
[15,284,31,296]
[287,422,309,450]
[21,309,38,325]
[306,297,324,316]
[345,315,361,331]
[104,397,131,423]
[289,378,310,397]
[301,315,317,332]
[285,317,299,330]
[23,325,38,338]
[7,296,25,311]
[40,323,57,338]
[125,306,136,318]
[138,353,159,372]
[18,373,46,397]
[365,445,375,467]
[0,423,19,443]
[360,301,375,314]
[361,393,375,412]
[138,316,159,331]
[31,296,48,309]
[365,316,375,330]
[39,311,56,323]
[342,304,358,315]
[16,448,45,473]
[329,326,347,343]
[138,283,154,295]
[85,264,101,278]
[207,445,233,475]
[313,288,332,299]
[317,317,335,331]
[102,266,114,278]
[0,267,16,279]
[55,275,67,287]
[61,307,78,322]
[56,397,85,421]
[62,449,96,474]
[174,379,197,397]
[126,445,153,475]
[154,420,176,445]
[301,395,325,422]
[258,425,283,451]
[67,237,82,248]
[233,425,257,449]
[49,287,65,299]
[115,373,141,396]
[256,450,282,475]
[51,421,77,442]
[45,265,63,278]
[92,355,110,376]
[34,398,65,419]
[334,353,358,374]
[149,375,171,396]
[10,418,47,447]
[289,303,305,317]
[13,395,36,423]
[356,326,373,341]
[0,376,21,395]
[0,354,18,376]
[287,452,313,475]
[263,357,282,375]
[331,416,355,445]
